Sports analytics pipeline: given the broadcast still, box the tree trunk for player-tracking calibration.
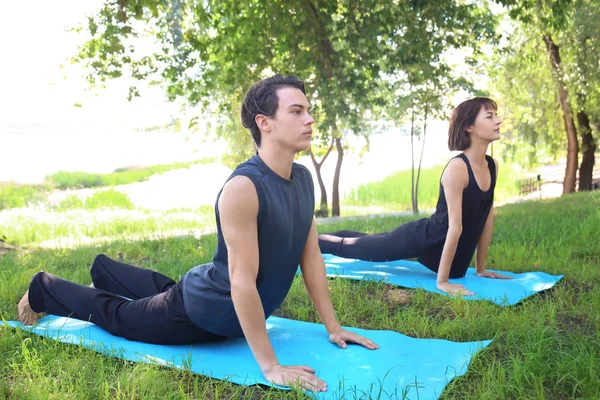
[542,35,578,194]
[410,106,417,214]
[331,135,344,217]
[577,110,596,191]
[311,159,328,207]
[415,103,428,214]
[308,138,334,215]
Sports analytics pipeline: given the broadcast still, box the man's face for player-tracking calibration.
[267,87,315,153]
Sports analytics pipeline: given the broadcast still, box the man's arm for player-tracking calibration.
[220,176,325,392]
[436,159,474,295]
[300,220,378,350]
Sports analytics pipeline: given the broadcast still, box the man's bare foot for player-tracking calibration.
[18,290,41,325]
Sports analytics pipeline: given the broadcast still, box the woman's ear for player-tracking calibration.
[465,125,473,133]
[255,114,271,133]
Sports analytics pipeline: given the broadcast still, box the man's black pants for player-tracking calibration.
[28,254,222,344]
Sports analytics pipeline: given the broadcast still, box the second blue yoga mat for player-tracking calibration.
[320,254,563,306]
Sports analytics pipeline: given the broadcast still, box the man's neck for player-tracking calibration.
[257,147,296,180]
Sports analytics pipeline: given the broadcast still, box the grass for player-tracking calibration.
[54,189,136,211]
[0,158,216,213]
[344,163,522,213]
[1,190,599,398]
[0,183,53,211]
[0,206,214,248]
[45,158,216,190]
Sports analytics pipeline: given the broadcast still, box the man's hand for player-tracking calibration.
[328,327,379,350]
[263,364,327,392]
[437,281,475,296]
[477,270,513,279]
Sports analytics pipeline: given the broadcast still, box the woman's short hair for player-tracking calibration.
[448,97,497,151]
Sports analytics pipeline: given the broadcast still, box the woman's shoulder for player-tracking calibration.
[441,156,469,188]
[446,156,469,173]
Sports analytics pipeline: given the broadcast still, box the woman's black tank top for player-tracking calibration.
[418,153,496,278]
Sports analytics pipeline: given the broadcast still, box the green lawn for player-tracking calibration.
[1,191,598,399]
[0,158,216,213]
[45,159,217,190]
[343,162,522,214]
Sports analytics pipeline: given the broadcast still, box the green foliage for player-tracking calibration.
[0,183,52,211]
[569,0,600,126]
[45,159,214,190]
[73,0,502,214]
[489,24,566,167]
[493,0,599,182]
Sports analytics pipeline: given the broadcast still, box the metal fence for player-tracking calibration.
[518,167,600,197]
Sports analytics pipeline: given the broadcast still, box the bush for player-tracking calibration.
[0,183,52,211]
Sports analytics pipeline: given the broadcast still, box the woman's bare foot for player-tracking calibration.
[18,290,42,325]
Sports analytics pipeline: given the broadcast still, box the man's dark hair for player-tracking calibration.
[241,74,306,147]
[448,97,497,151]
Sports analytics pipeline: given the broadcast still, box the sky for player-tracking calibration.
[0,1,211,182]
[0,1,185,135]
[0,1,454,185]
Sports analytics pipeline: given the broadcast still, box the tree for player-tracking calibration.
[489,24,567,169]
[74,0,395,216]
[74,0,498,215]
[569,0,599,190]
[376,1,496,214]
[542,32,579,193]
[498,0,600,193]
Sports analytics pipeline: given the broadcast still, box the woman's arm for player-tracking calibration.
[475,159,512,279]
[475,207,494,274]
[436,158,474,296]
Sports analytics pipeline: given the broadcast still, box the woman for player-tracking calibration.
[318,97,512,295]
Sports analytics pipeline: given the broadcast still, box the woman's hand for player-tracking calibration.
[477,270,513,279]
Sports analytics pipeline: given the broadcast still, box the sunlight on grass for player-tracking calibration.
[45,158,217,190]
[0,208,215,247]
[0,182,53,211]
[0,190,598,399]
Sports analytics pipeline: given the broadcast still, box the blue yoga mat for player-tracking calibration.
[319,254,563,306]
[3,316,491,400]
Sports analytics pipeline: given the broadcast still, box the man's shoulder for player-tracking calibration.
[233,156,260,173]
[292,162,312,178]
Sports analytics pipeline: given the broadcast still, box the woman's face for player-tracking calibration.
[467,106,502,143]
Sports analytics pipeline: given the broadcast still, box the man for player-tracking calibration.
[18,74,378,392]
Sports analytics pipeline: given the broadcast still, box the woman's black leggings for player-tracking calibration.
[318,221,426,262]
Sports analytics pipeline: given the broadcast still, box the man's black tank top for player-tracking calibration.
[181,154,315,337]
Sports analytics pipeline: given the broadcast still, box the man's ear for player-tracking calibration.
[255,114,271,133]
